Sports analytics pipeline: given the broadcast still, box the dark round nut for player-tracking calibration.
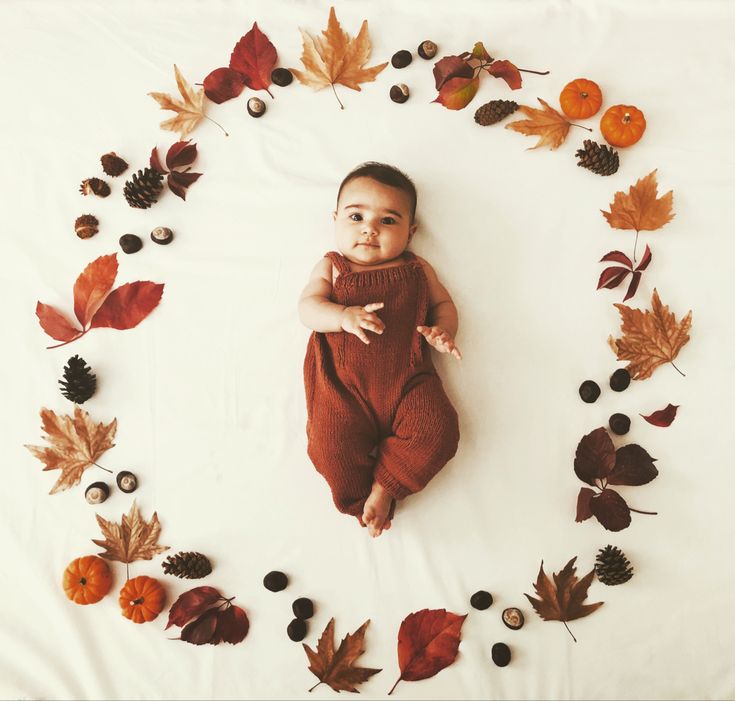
[287,618,307,642]
[610,368,631,392]
[247,97,266,118]
[119,234,142,254]
[150,226,174,245]
[263,570,288,592]
[470,590,493,610]
[85,482,109,505]
[502,607,524,630]
[271,67,293,87]
[390,84,410,104]
[292,597,314,619]
[116,471,138,494]
[491,642,511,667]
[417,40,438,60]
[579,380,601,403]
[609,413,631,435]
[391,50,412,69]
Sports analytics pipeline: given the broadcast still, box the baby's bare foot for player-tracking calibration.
[362,482,393,537]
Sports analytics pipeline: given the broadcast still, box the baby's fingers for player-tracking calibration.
[360,319,383,335]
[363,302,384,313]
[352,327,371,344]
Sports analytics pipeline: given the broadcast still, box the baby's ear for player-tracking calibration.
[331,210,337,222]
[408,222,418,240]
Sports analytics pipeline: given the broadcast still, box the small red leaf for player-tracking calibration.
[600,250,633,267]
[433,75,480,110]
[203,66,247,104]
[641,403,679,427]
[590,489,631,531]
[90,282,164,330]
[574,427,615,486]
[229,22,277,95]
[36,303,83,342]
[214,605,249,644]
[635,244,653,271]
[608,444,658,486]
[433,55,473,91]
[181,607,219,645]
[575,487,595,522]
[623,270,642,301]
[484,59,522,90]
[166,586,221,629]
[168,171,202,200]
[597,266,631,290]
[166,140,197,170]
[470,42,491,61]
[150,146,167,174]
[72,253,118,328]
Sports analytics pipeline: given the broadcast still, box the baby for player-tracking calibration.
[298,162,461,538]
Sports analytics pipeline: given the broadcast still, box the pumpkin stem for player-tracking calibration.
[132,597,145,605]
[79,577,87,585]
[569,122,593,132]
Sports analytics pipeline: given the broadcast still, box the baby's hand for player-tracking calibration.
[341,303,385,344]
[417,325,462,360]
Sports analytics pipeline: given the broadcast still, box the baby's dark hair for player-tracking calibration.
[337,162,417,221]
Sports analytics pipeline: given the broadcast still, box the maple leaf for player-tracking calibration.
[608,288,692,380]
[290,6,388,109]
[505,98,589,149]
[303,618,381,693]
[525,557,603,642]
[24,406,117,494]
[92,501,169,570]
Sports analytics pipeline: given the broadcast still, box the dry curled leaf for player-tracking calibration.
[641,403,679,427]
[24,406,117,494]
[505,98,574,149]
[92,500,169,564]
[149,65,207,139]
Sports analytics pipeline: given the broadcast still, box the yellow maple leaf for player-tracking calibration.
[290,6,388,109]
[25,406,117,494]
[148,64,209,138]
[608,288,692,380]
[505,98,576,150]
[601,170,675,232]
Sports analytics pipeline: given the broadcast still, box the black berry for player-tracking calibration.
[263,571,288,592]
[391,50,412,68]
[609,413,631,435]
[579,380,601,403]
[292,597,314,619]
[116,471,138,493]
[287,618,307,642]
[502,607,524,630]
[119,234,142,254]
[247,97,266,118]
[491,642,511,667]
[610,368,631,392]
[271,68,293,87]
[470,590,493,610]
[417,40,438,60]
[390,84,409,104]
[85,482,109,505]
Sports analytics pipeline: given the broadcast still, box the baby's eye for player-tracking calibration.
[381,217,396,225]
[349,213,363,221]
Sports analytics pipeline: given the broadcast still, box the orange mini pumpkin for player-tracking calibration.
[600,104,646,147]
[559,78,603,119]
[63,555,112,605]
[119,575,166,623]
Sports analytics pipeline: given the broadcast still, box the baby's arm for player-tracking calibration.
[416,255,461,359]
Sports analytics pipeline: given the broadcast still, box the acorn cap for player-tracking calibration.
[116,471,138,493]
[85,482,109,504]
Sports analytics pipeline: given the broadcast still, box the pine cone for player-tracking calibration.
[123,167,164,209]
[162,551,213,579]
[474,99,519,126]
[575,139,619,176]
[79,177,110,198]
[595,545,634,585]
[101,151,128,177]
[74,214,99,239]
[59,355,97,403]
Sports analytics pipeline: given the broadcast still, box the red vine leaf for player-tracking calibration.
[589,488,632,531]
[181,607,220,645]
[575,487,595,522]
[89,282,164,330]
[72,254,118,327]
[35,303,82,343]
[166,586,222,629]
[574,427,615,486]
[214,605,249,644]
[484,59,522,89]
[433,75,480,110]
[608,444,658,486]
[150,141,203,201]
[641,403,679,427]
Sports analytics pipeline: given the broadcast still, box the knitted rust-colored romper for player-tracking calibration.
[304,250,460,518]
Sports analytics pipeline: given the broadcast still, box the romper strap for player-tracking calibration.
[324,251,352,275]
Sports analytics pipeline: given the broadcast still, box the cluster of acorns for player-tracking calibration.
[388,40,438,104]
[578,368,633,435]
[470,590,524,668]
[245,67,294,118]
[263,570,315,642]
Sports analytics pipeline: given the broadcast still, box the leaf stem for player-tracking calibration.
[46,330,86,350]
[308,681,323,693]
[633,229,640,263]
[126,562,130,581]
[92,462,113,474]
[388,677,402,695]
[569,122,593,132]
[331,83,345,110]
[563,620,577,643]
[629,507,658,516]
[670,361,686,377]
[518,67,551,76]
[204,114,229,136]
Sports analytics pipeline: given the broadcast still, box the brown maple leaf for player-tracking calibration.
[92,501,169,573]
[304,618,381,693]
[608,288,692,380]
[525,557,603,642]
[24,406,117,494]
[505,97,589,149]
[290,6,388,109]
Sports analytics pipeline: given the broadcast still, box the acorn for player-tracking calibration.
[263,570,288,592]
[287,618,307,642]
[391,50,412,69]
[85,482,109,505]
[502,607,524,630]
[150,226,174,245]
[119,234,142,254]
[75,214,99,239]
[610,368,631,392]
[418,40,438,60]
[609,413,631,435]
[100,151,128,177]
[79,178,111,198]
[491,642,511,667]
[579,380,601,403]
[116,471,138,494]
[292,597,314,619]
[247,97,266,118]
[470,590,493,610]
[390,84,410,104]
[271,68,293,87]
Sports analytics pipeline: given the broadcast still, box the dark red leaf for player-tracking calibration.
[575,487,595,522]
[600,250,633,267]
[623,270,642,301]
[432,55,473,91]
[150,146,167,174]
[574,427,615,486]
[635,244,653,271]
[166,140,197,170]
[181,607,219,645]
[229,22,277,94]
[168,171,202,201]
[214,605,249,644]
[597,266,631,290]
[608,444,658,486]
[641,403,679,427]
[433,75,480,110]
[72,253,118,328]
[166,586,222,629]
[484,59,522,90]
[590,489,631,531]
[90,282,164,330]
[203,66,247,104]
[36,302,83,342]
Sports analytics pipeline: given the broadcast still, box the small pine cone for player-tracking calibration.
[74,214,99,239]
[595,545,634,585]
[162,551,213,579]
[575,139,619,176]
[59,355,97,403]
[123,167,164,209]
[79,177,111,198]
[101,151,128,177]
[474,99,519,126]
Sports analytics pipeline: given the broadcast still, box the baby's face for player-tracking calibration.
[333,177,417,266]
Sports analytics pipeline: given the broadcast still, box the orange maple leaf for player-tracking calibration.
[505,97,585,149]
[608,288,693,380]
[290,6,388,109]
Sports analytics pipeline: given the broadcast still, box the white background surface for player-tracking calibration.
[1,1,734,699]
